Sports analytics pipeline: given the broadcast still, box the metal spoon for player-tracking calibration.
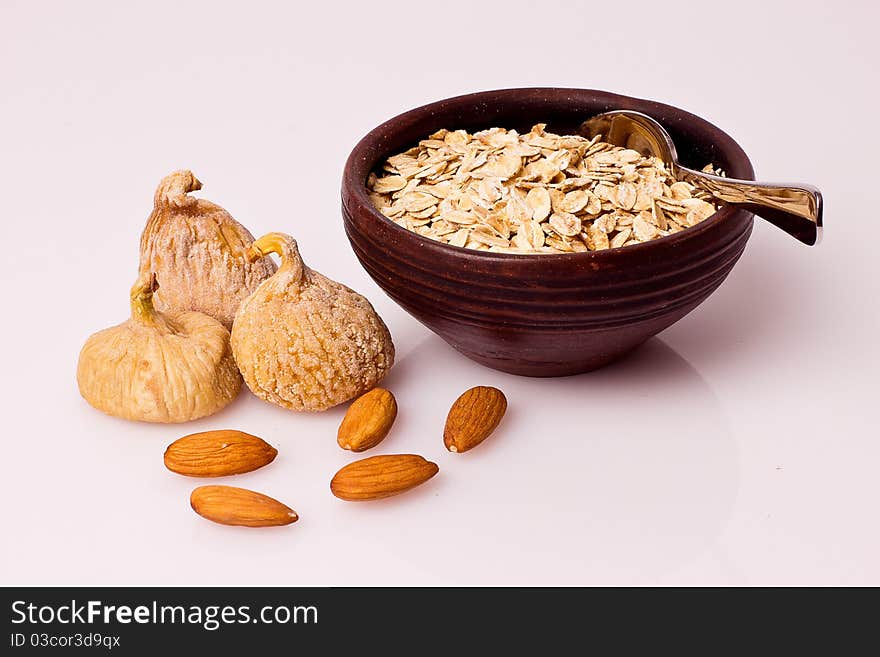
[580,111,823,245]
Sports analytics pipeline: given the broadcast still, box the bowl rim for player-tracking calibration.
[342,87,755,262]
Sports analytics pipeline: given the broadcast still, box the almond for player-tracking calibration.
[443,386,507,453]
[190,485,298,527]
[164,430,277,477]
[330,454,438,501]
[337,388,397,452]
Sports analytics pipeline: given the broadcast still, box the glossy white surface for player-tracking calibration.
[1,0,877,586]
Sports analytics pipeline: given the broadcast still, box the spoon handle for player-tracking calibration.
[677,166,823,246]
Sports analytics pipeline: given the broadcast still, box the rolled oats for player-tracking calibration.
[368,124,722,253]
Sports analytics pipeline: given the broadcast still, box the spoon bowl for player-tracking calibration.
[581,110,823,245]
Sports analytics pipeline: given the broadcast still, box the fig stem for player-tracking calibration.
[129,273,159,325]
[248,233,304,283]
[153,170,202,207]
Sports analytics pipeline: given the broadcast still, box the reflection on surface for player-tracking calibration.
[385,334,741,585]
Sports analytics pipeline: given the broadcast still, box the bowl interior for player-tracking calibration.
[351,88,754,209]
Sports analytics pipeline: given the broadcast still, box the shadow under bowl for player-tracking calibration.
[342,88,755,376]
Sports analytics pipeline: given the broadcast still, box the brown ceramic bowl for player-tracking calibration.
[342,88,755,376]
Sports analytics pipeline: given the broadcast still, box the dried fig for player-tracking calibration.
[138,170,276,328]
[77,274,241,423]
[231,232,394,412]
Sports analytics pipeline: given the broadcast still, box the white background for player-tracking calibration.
[2,0,878,586]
